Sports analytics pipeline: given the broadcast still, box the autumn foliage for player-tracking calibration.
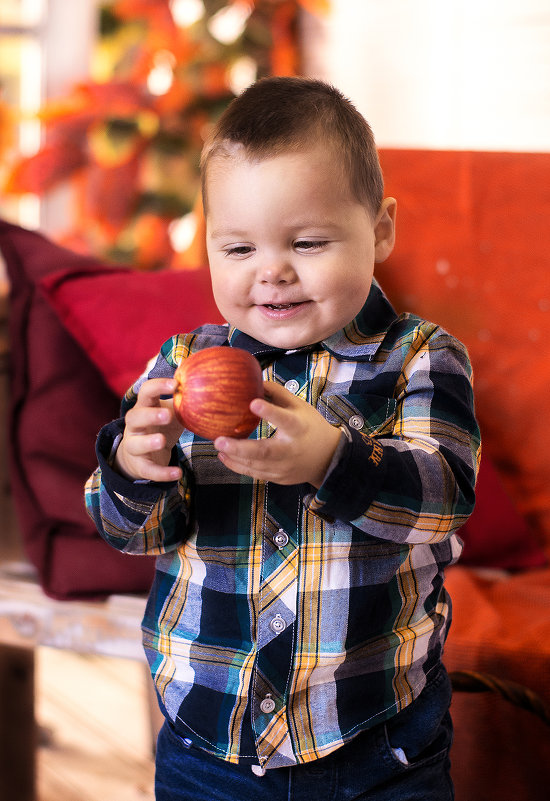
[3,0,329,269]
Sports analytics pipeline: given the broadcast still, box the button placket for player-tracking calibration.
[259,694,276,714]
[273,529,289,548]
[348,414,364,430]
[284,379,300,394]
[269,613,286,634]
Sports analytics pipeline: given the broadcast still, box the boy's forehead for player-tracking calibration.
[204,137,342,183]
[203,146,373,234]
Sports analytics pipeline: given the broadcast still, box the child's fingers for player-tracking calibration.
[215,443,278,482]
[214,435,288,482]
[147,464,183,482]
[125,379,179,434]
[250,380,302,430]
[124,431,167,456]
[214,434,273,466]
[135,378,177,407]
[262,380,298,407]
[125,404,173,434]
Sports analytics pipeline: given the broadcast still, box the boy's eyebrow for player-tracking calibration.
[208,227,250,240]
[209,219,342,240]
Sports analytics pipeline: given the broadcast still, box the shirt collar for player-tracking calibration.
[227,279,397,363]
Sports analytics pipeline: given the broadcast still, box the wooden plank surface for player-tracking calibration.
[36,647,155,801]
[0,564,146,659]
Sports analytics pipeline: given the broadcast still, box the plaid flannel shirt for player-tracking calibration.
[85,280,480,770]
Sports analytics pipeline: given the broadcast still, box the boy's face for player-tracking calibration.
[205,143,395,349]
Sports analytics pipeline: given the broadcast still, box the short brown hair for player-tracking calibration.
[200,76,384,217]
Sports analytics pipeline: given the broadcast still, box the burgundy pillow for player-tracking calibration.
[0,220,155,599]
[459,455,546,571]
[39,263,223,397]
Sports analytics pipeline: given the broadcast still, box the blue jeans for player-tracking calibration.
[155,665,454,801]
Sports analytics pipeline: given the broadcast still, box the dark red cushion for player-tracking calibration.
[39,263,222,397]
[1,219,223,599]
[459,455,546,570]
[0,219,153,599]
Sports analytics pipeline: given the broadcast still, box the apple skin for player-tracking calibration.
[173,346,264,440]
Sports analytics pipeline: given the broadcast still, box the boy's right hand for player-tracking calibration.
[114,378,184,483]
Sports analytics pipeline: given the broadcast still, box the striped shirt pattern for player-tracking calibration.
[85,280,480,770]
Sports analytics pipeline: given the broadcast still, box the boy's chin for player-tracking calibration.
[240,325,316,350]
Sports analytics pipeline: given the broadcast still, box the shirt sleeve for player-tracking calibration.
[84,339,193,555]
[306,327,481,544]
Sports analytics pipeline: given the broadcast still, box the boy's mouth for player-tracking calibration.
[259,300,310,319]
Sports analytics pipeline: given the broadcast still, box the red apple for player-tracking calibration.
[173,346,264,440]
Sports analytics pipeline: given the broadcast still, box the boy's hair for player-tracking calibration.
[200,76,384,217]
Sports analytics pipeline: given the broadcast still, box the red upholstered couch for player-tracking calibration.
[381,150,550,801]
[1,148,549,800]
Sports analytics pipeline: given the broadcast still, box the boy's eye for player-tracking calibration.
[224,245,254,257]
[294,239,328,252]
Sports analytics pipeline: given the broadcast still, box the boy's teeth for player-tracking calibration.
[268,303,294,309]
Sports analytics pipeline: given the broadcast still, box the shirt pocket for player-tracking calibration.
[319,393,397,437]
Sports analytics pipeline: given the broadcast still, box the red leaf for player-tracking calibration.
[4,143,87,194]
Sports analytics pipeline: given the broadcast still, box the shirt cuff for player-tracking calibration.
[306,426,387,521]
[96,419,179,503]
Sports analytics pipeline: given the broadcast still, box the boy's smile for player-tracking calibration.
[205,143,395,349]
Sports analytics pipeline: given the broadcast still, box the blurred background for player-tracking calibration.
[1,0,548,267]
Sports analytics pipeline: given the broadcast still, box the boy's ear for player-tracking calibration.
[374,198,397,263]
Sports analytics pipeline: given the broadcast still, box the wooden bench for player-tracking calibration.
[0,555,150,800]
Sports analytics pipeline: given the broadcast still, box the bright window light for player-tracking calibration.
[147,51,176,96]
[170,0,205,28]
[169,212,198,252]
[207,2,252,45]
[19,37,42,155]
[228,56,257,95]
[21,0,45,26]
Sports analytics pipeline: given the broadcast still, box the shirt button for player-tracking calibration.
[348,414,364,430]
[269,614,286,634]
[273,529,289,548]
[260,694,276,714]
[284,379,300,394]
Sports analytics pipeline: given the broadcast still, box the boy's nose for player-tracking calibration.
[258,259,296,284]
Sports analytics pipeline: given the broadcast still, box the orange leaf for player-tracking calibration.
[79,81,150,116]
[38,82,149,129]
[151,80,194,116]
[4,144,87,194]
[296,0,331,15]
[200,63,230,98]
[82,157,141,240]
[0,99,16,159]
[132,213,174,270]
[112,0,177,37]
[270,2,299,77]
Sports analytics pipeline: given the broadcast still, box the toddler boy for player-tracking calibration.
[86,77,480,801]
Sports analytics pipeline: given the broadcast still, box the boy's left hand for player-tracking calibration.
[214,381,342,488]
